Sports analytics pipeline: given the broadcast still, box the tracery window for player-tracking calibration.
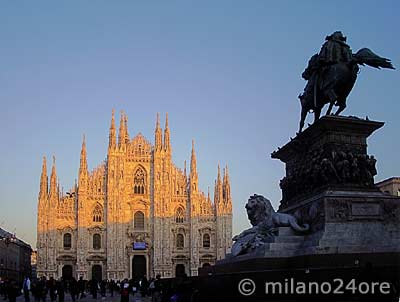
[175,207,184,223]
[63,233,72,250]
[176,233,184,249]
[134,167,146,194]
[134,211,145,230]
[93,234,101,250]
[93,204,103,222]
[203,233,210,248]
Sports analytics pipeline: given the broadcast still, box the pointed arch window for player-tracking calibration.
[133,167,146,194]
[175,207,184,223]
[93,204,103,222]
[63,233,72,250]
[134,211,145,230]
[203,233,210,248]
[176,233,184,249]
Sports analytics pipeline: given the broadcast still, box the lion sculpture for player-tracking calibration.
[231,194,309,256]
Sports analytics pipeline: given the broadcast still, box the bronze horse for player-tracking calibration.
[298,48,394,132]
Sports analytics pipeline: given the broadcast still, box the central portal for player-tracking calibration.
[132,255,146,279]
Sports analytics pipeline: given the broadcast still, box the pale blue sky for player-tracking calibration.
[0,1,398,248]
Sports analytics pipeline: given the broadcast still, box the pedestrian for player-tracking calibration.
[6,279,19,302]
[151,275,162,302]
[23,275,31,302]
[119,280,129,302]
[69,277,77,302]
[31,280,40,302]
[77,277,85,299]
[47,277,57,302]
[139,275,148,297]
[108,280,115,297]
[100,280,106,297]
[56,278,64,302]
[89,279,97,299]
[37,277,47,302]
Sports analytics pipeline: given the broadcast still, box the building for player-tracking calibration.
[31,251,37,280]
[0,228,32,283]
[376,177,400,196]
[37,111,232,280]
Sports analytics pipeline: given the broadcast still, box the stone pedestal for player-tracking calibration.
[268,116,400,253]
[272,115,383,210]
[195,116,400,301]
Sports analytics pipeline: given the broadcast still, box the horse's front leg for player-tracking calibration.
[298,106,307,133]
[325,101,334,115]
[334,102,347,116]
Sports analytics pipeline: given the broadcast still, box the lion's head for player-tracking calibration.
[245,194,274,226]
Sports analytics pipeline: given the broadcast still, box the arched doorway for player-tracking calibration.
[132,255,146,280]
[92,265,102,281]
[62,265,73,280]
[175,264,185,277]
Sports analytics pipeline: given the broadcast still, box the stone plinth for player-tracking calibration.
[271,115,384,210]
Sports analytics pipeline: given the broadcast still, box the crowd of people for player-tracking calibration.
[0,274,186,302]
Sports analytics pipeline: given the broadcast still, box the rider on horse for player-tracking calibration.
[301,31,353,107]
[297,31,394,133]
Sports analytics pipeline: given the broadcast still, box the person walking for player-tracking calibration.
[56,278,64,302]
[23,276,31,302]
[47,277,57,302]
[99,280,106,297]
[108,280,115,297]
[77,277,85,299]
[6,279,19,302]
[89,279,98,299]
[151,275,162,302]
[139,275,148,297]
[30,280,40,302]
[69,277,78,302]
[119,279,129,302]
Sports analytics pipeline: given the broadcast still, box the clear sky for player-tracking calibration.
[0,1,399,249]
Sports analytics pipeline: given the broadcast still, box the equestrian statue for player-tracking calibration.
[298,31,394,133]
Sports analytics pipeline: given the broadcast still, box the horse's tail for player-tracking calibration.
[353,48,395,70]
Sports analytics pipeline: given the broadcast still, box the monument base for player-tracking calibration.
[193,116,400,301]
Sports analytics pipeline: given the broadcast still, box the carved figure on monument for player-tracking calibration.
[298,31,394,132]
[276,144,379,202]
[231,194,309,256]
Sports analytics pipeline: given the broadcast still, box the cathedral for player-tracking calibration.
[36,111,232,281]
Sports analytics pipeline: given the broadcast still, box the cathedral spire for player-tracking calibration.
[109,109,116,149]
[39,156,48,202]
[155,112,163,151]
[78,135,88,191]
[184,160,187,178]
[118,111,126,147]
[164,112,171,152]
[217,164,221,185]
[124,114,130,143]
[213,179,218,211]
[214,164,223,212]
[79,134,88,174]
[190,139,198,193]
[49,155,57,199]
[190,140,197,176]
[57,179,61,200]
[223,164,231,206]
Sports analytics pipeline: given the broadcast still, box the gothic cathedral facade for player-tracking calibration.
[36,111,232,280]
